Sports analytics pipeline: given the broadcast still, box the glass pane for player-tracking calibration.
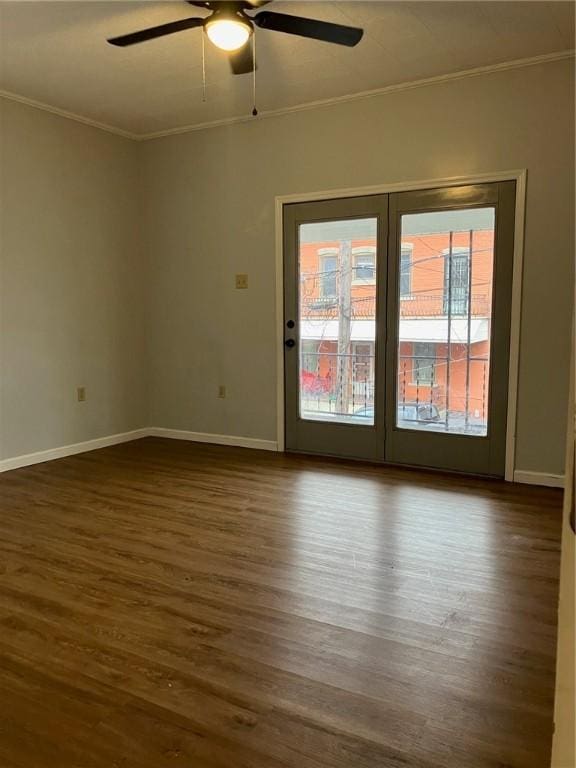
[299,218,378,425]
[396,207,495,437]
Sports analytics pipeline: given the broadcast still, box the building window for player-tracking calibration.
[412,342,435,385]
[352,342,374,401]
[399,244,413,297]
[353,343,373,382]
[320,254,338,297]
[352,249,376,283]
[443,247,470,315]
[301,341,320,373]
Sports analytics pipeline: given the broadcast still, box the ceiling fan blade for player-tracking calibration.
[229,40,255,75]
[108,17,204,47]
[187,1,271,7]
[254,11,363,47]
[253,11,364,47]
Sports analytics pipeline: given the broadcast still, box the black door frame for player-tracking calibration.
[276,171,526,481]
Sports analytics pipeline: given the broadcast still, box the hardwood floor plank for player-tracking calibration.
[0,438,562,767]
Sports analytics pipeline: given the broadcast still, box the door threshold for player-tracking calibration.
[284,448,504,482]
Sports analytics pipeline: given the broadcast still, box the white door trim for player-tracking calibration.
[274,169,527,482]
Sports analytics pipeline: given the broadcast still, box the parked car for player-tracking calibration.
[352,403,490,435]
[354,402,441,422]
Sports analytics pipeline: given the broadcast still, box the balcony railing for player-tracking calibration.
[301,293,490,320]
[396,352,489,434]
[401,293,490,318]
[299,349,490,435]
[300,351,374,418]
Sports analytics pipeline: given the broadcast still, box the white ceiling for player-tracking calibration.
[0,1,573,137]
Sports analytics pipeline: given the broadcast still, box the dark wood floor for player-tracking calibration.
[0,438,563,768]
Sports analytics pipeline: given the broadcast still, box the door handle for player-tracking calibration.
[285,339,296,348]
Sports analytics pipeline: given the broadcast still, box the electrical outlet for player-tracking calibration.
[77,386,86,402]
[218,385,226,399]
[235,273,248,289]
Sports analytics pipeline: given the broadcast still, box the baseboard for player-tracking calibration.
[1,429,559,480]
[148,427,278,452]
[0,429,149,473]
[513,470,565,488]
[0,427,279,474]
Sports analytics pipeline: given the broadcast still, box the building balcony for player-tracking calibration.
[302,293,490,320]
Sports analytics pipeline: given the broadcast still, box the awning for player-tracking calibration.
[300,317,490,344]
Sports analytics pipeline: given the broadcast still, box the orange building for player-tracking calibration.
[299,229,494,423]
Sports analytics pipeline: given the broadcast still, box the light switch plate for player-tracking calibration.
[235,273,248,289]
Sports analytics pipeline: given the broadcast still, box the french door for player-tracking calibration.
[283,195,388,461]
[283,181,516,477]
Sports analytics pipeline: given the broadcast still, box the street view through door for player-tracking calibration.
[284,182,515,476]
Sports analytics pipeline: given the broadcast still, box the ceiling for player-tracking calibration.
[0,1,573,138]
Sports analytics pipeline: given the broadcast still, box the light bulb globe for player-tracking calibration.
[206,18,251,52]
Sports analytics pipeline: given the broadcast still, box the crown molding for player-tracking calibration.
[0,89,138,140]
[1,49,573,142]
[139,50,575,141]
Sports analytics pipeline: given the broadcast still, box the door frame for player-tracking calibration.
[274,169,527,482]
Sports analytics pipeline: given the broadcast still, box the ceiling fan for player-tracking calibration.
[107,1,364,76]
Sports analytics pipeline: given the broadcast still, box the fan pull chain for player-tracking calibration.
[252,30,258,116]
[201,31,207,103]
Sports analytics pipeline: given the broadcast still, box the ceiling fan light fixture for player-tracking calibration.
[205,17,252,51]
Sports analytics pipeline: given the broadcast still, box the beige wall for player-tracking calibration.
[0,60,572,474]
[142,58,574,475]
[0,98,146,459]
[552,332,575,768]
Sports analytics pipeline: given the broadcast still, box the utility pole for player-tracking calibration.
[445,231,453,430]
[464,229,473,431]
[336,240,352,416]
